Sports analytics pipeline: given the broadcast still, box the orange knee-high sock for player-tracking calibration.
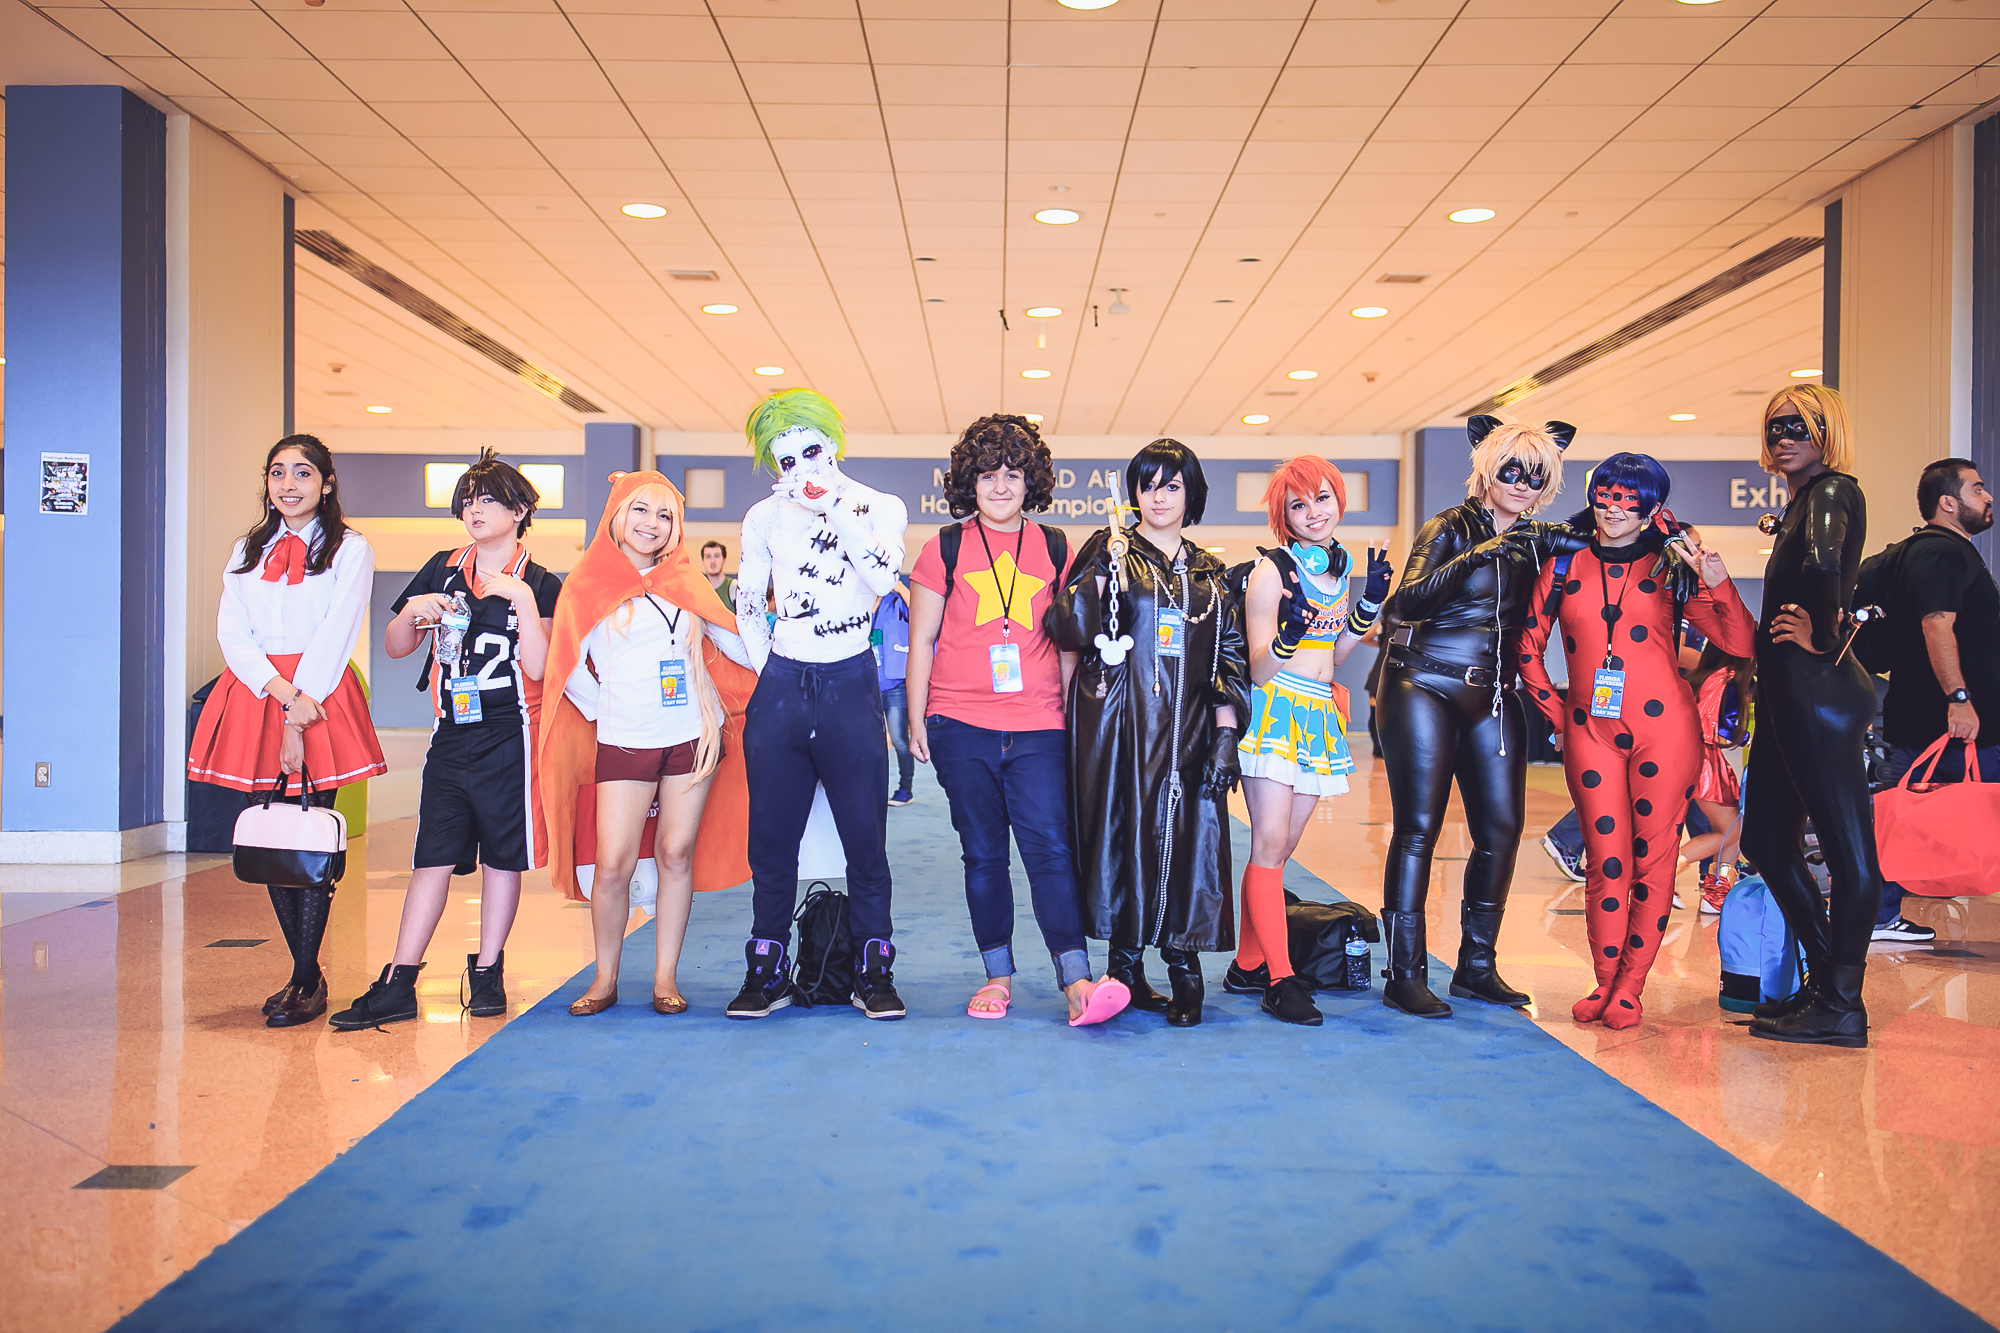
[1233,866,1265,971]
[1241,864,1293,981]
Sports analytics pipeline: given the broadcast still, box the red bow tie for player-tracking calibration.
[261,532,308,585]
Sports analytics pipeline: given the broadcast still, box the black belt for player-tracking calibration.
[1389,645,1501,689]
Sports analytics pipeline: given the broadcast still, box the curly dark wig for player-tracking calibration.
[944,414,1057,519]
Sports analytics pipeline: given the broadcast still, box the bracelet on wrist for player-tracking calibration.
[1270,636,1298,660]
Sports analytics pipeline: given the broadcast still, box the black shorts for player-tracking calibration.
[413,722,535,874]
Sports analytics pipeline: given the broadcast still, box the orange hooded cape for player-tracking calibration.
[537,471,756,900]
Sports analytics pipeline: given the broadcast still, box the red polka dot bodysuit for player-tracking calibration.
[1518,541,1755,1028]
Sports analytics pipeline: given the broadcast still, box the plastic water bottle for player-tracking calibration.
[1344,935,1371,990]
[437,591,472,674]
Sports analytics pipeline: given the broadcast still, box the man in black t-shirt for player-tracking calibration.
[331,451,563,1031]
[1876,457,1998,943]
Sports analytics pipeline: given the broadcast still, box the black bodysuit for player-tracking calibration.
[1739,470,1885,969]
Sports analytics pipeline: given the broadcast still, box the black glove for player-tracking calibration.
[1273,560,1313,655]
[1529,519,1590,558]
[1201,726,1242,799]
[1469,531,1536,569]
[1360,545,1393,607]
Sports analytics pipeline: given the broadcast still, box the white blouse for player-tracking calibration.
[564,594,751,750]
[215,518,374,704]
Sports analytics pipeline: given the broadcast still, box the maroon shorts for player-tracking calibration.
[595,740,701,784]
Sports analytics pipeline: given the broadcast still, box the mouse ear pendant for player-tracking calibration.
[1095,631,1133,667]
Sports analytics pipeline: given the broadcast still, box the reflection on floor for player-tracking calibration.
[0,743,1993,1330]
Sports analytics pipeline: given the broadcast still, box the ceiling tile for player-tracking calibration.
[629,103,764,138]
[1706,16,1901,65]
[1008,19,1167,67]
[771,139,894,171]
[1351,140,1483,173]
[1254,107,1386,140]
[43,8,170,57]
[375,102,522,136]
[424,12,592,60]
[505,102,643,137]
[186,57,352,100]
[1289,18,1453,65]
[100,55,226,97]
[1617,104,1769,140]
[1854,17,2000,64]
[1148,20,1305,66]
[1397,62,1558,106]
[1128,106,1263,140]
[465,61,618,102]
[1266,64,1412,106]
[1527,63,1683,103]
[1375,104,1515,139]
[759,104,884,138]
[271,11,452,61]
[1234,140,1363,173]
[123,9,303,59]
[861,19,1006,65]
[599,62,747,103]
[242,99,396,137]
[716,15,869,63]
[1566,17,1747,64]
[1658,63,1835,108]
[323,60,491,102]
[1428,17,1600,64]
[1740,104,1901,138]
[291,134,433,167]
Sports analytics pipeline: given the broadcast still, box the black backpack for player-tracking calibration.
[937,520,1069,602]
[792,882,853,1007]
[1849,529,1952,675]
[1282,891,1380,991]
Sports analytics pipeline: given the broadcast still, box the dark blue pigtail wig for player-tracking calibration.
[1569,451,1672,534]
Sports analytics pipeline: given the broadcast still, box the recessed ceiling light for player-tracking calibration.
[1021,368,1052,379]
[1790,368,1822,378]
[1287,369,1318,380]
[621,203,668,219]
[1034,208,1081,225]
[1675,0,1724,5]
[365,404,392,413]
[701,303,738,315]
[754,366,785,376]
[1025,306,1062,318]
[1242,414,1271,425]
[1057,0,1120,8]
[1448,207,1497,224]
[1668,413,1697,421]
[1026,413,1045,423]
[1350,306,1389,319]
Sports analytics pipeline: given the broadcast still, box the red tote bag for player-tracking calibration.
[1872,736,2000,897]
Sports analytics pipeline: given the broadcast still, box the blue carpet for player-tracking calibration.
[121,768,1985,1332]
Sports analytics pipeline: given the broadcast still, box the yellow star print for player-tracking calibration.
[961,549,1046,630]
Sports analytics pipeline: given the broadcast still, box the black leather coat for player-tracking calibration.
[1389,500,1585,671]
[1048,527,1249,951]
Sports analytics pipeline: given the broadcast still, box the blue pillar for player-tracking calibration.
[1412,425,1470,526]
[582,422,641,535]
[2,87,168,849]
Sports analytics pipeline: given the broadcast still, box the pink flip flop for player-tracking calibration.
[967,982,1012,1020]
[1068,977,1131,1027]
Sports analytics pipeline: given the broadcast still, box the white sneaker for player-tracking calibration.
[1672,891,1686,910]
[1540,835,1586,883]
[1870,916,1937,945]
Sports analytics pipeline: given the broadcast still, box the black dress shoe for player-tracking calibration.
[1261,975,1324,1026]
[1163,948,1205,1027]
[262,986,288,1016]
[1223,961,1270,994]
[1109,946,1170,1013]
[266,974,328,1028]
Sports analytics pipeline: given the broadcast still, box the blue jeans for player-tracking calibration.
[1879,741,2000,924]
[882,683,914,791]
[926,715,1091,989]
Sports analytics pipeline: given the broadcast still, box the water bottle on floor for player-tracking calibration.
[1345,935,1371,990]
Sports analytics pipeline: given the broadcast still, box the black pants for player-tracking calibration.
[744,650,894,946]
[1377,663,1527,915]
[1739,651,1884,968]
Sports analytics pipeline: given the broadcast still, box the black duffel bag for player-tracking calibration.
[792,882,854,1007]
[1284,890,1380,991]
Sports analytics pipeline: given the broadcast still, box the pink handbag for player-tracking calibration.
[1872,736,2000,897]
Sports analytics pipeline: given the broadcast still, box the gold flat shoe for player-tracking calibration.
[653,994,689,1015]
[569,993,617,1016]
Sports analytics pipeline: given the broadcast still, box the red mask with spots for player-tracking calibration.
[1592,483,1643,514]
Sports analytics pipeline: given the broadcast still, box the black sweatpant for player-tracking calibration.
[744,649,894,946]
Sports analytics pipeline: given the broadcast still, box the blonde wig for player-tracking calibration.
[607,482,726,780]
[1465,420,1569,515]
[1761,383,1854,476]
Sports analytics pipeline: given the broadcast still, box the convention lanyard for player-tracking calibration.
[973,519,1028,640]
[644,594,683,640]
[1596,547,1635,668]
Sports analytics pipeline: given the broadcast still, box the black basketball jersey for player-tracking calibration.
[394,544,563,729]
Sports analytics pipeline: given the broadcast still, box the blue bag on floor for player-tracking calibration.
[1716,875,1804,1013]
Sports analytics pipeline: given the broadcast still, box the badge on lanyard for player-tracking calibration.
[1157,607,1186,658]
[989,641,1024,694]
[660,659,689,707]
[447,675,483,725]
[1590,664,1626,719]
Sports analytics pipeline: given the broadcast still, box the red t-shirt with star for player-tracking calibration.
[911,518,1072,732]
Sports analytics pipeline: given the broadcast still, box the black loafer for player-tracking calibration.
[266,974,328,1028]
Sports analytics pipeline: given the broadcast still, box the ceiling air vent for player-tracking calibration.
[667,269,719,281]
[1377,273,1430,284]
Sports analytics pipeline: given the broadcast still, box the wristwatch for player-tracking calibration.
[1948,688,1971,704]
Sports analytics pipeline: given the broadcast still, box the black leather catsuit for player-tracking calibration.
[1739,470,1885,971]
[1377,500,1583,1011]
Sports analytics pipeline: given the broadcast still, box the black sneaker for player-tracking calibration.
[1223,961,1270,994]
[726,938,796,1019]
[1261,974,1324,1026]
[463,952,506,1018]
[328,964,422,1031]
[852,937,907,1020]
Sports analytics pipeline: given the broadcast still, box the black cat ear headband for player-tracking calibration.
[1467,415,1575,452]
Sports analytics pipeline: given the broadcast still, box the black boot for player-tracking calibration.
[1162,947,1205,1027]
[1751,963,1867,1047]
[851,938,907,1020]
[1261,974,1323,1026]
[1753,941,1827,1021]
[328,963,422,1031]
[1109,945,1170,1013]
[464,952,506,1018]
[725,938,796,1019]
[1450,907,1530,1007]
[1381,911,1451,1019]
[1223,960,1270,994]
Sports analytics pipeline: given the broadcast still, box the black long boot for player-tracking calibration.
[1381,910,1451,1019]
[1751,963,1867,1047]
[1161,947,1204,1027]
[1109,946,1170,1013]
[1450,907,1529,1007]
[464,952,506,1018]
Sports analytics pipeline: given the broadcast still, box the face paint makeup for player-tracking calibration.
[1495,459,1548,490]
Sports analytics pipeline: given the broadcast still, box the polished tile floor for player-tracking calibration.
[1,737,1993,1331]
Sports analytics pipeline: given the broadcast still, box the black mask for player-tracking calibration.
[1766,414,1814,443]
[1495,460,1548,490]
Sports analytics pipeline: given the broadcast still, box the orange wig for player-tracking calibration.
[1262,455,1349,541]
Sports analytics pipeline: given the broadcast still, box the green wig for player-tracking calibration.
[745,387,846,476]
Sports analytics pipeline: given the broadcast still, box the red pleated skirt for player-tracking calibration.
[187,652,387,793]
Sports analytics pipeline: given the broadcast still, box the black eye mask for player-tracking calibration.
[1495,460,1548,490]
[1767,414,1814,443]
